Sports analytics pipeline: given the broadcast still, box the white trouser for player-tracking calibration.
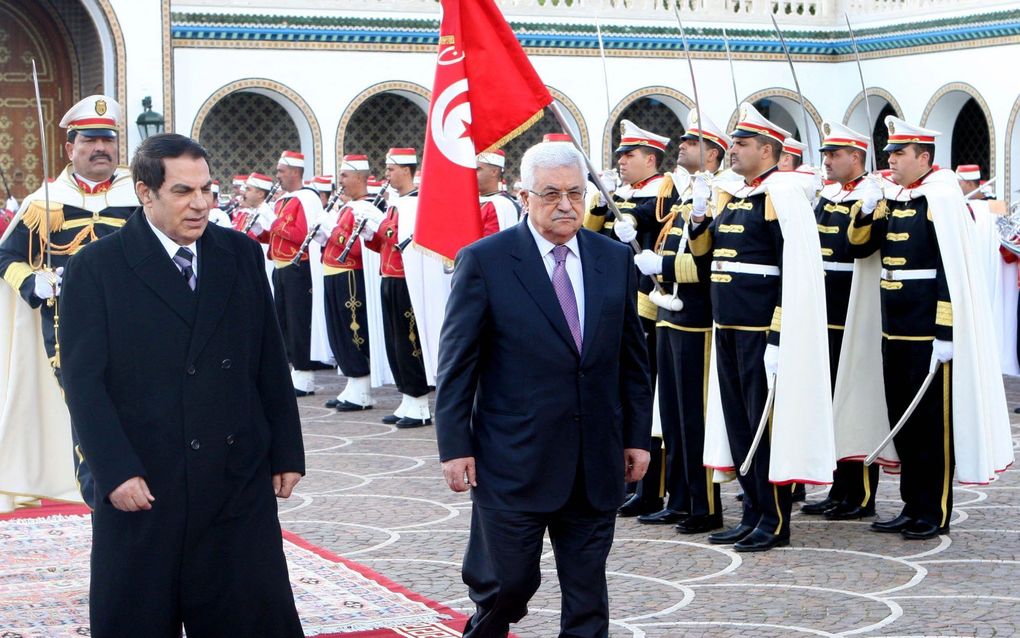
[338,375,373,407]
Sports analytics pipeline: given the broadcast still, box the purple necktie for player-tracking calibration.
[173,247,197,291]
[552,244,582,353]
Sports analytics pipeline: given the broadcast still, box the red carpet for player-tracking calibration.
[0,500,473,637]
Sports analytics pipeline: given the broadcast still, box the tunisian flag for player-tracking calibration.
[415,0,553,260]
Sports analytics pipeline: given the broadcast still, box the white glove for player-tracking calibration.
[858,177,884,216]
[358,221,377,241]
[634,250,663,276]
[932,339,954,363]
[249,220,264,236]
[614,217,637,244]
[598,170,619,206]
[33,267,63,300]
[692,174,711,218]
[312,227,328,245]
[4,197,17,212]
[763,343,779,378]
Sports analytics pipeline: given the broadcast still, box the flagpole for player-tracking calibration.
[548,102,666,294]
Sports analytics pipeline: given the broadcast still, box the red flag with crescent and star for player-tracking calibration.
[415,0,553,261]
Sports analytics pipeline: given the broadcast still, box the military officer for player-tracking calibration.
[0,95,138,507]
[779,137,806,172]
[631,110,730,532]
[799,121,881,520]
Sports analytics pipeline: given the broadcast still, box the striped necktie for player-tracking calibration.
[172,246,197,291]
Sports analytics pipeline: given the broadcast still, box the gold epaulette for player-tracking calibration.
[582,209,606,232]
[764,194,777,222]
[715,190,733,218]
[21,201,65,236]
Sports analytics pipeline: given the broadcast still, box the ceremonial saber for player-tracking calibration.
[770,15,815,168]
[672,5,704,172]
[31,60,55,303]
[844,13,876,174]
[966,174,997,200]
[594,17,613,122]
[721,27,740,112]
[865,355,941,466]
[740,373,777,476]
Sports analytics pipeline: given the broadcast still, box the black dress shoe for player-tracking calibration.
[870,514,915,533]
[618,494,663,517]
[708,524,754,545]
[637,509,688,525]
[675,514,724,534]
[381,414,401,424]
[395,417,432,428]
[324,398,341,409]
[825,503,876,520]
[800,497,839,515]
[791,484,806,502]
[901,520,949,540]
[335,400,372,412]
[733,528,790,553]
[295,389,315,397]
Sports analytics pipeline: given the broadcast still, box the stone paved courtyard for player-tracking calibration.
[282,373,1020,637]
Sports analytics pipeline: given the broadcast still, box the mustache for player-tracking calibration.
[89,152,113,162]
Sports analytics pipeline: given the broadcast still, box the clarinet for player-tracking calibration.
[242,182,281,234]
[289,186,346,266]
[221,196,243,219]
[337,181,390,264]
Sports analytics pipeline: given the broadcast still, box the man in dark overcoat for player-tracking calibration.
[60,133,305,637]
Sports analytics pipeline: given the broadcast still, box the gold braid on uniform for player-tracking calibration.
[764,194,778,222]
[22,202,65,269]
[652,173,678,253]
[345,271,366,348]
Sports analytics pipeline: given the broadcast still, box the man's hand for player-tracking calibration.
[614,218,637,244]
[33,267,63,300]
[273,472,302,498]
[932,339,954,363]
[764,343,780,378]
[624,448,650,483]
[109,476,155,512]
[858,177,884,216]
[441,457,476,493]
[692,174,711,217]
[634,250,663,276]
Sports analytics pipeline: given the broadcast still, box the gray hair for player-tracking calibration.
[519,142,588,190]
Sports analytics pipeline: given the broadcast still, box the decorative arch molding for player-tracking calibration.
[335,81,431,164]
[546,86,589,156]
[920,82,995,176]
[728,87,823,140]
[191,79,323,177]
[82,0,128,158]
[842,88,904,126]
[602,86,694,168]
[1005,94,1020,205]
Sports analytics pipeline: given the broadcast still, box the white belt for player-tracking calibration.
[711,261,780,277]
[822,261,854,272]
[880,268,937,281]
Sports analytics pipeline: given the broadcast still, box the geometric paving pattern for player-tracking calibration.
[291,373,1020,637]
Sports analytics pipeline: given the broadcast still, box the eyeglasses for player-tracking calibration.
[527,189,585,205]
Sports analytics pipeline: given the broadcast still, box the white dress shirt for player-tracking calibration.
[526,217,585,330]
[145,213,199,279]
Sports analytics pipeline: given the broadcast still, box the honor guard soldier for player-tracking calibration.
[688,103,833,552]
[477,149,521,234]
[845,116,1012,539]
[318,155,378,412]
[256,150,328,396]
[207,181,231,228]
[799,121,881,520]
[955,164,991,201]
[311,175,334,208]
[631,110,730,531]
[359,148,432,427]
[231,174,247,201]
[234,172,276,240]
[779,137,806,172]
[0,95,138,508]
[584,121,678,517]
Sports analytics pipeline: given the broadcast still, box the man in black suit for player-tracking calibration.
[435,141,653,638]
[60,134,305,637]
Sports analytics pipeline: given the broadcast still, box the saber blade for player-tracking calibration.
[770,15,814,168]
[844,13,876,174]
[740,374,777,476]
[31,59,51,270]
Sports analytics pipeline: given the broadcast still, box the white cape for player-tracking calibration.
[703,171,836,484]
[970,200,1019,376]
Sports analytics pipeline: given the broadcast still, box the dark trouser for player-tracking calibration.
[323,270,371,378]
[826,327,879,508]
[380,276,428,397]
[714,328,792,537]
[657,326,719,517]
[882,338,955,527]
[462,464,616,638]
[272,261,328,371]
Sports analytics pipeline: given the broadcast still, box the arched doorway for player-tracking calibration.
[605,89,693,174]
[922,83,993,177]
[0,1,77,199]
[731,89,822,166]
[198,92,301,188]
[497,94,586,189]
[342,92,428,178]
